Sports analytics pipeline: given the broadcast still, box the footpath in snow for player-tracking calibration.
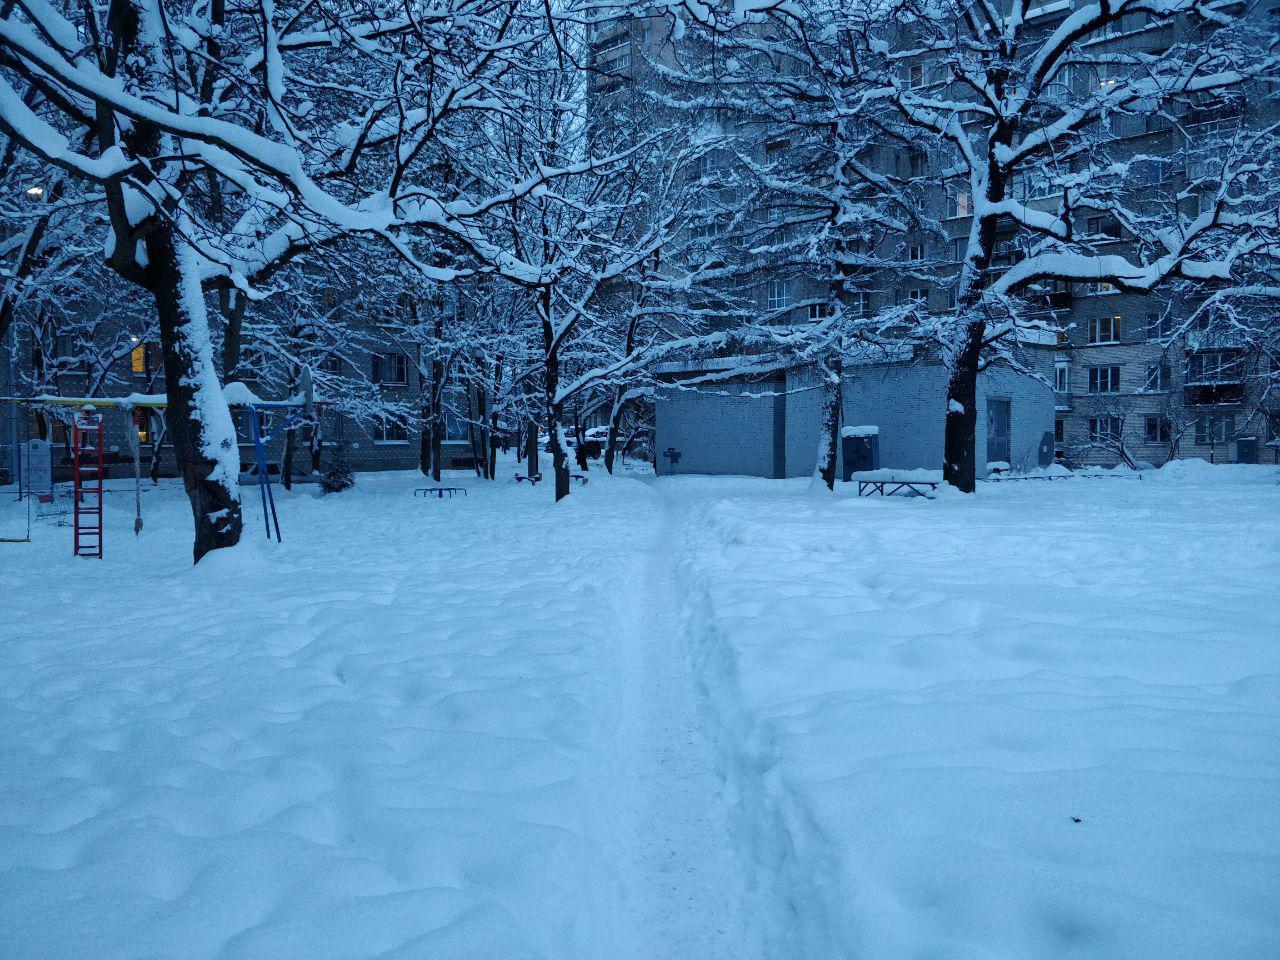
[1,461,1278,959]
[666,464,1280,960]
[0,467,763,960]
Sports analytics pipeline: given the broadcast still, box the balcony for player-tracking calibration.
[1184,383,1244,405]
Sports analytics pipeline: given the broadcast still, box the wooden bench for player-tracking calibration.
[414,487,467,499]
[857,479,939,498]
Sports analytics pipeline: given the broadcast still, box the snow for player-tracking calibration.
[851,467,943,482]
[1,463,1278,959]
[840,424,879,437]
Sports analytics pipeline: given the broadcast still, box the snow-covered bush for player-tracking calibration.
[320,450,355,495]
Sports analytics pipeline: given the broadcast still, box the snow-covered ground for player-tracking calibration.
[1,461,1278,959]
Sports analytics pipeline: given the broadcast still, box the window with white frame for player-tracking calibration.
[1143,361,1171,392]
[766,280,792,312]
[372,352,408,385]
[1087,365,1121,393]
[1088,315,1121,343]
[807,302,832,321]
[1146,312,1173,341]
[374,420,409,444]
[908,243,924,262]
[1088,416,1123,442]
[907,63,924,89]
[947,188,971,219]
[1145,416,1171,443]
[849,291,872,317]
[1054,361,1070,393]
[1194,413,1234,445]
[1186,350,1243,384]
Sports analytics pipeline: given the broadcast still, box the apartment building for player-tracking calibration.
[589,2,1277,470]
[0,303,478,486]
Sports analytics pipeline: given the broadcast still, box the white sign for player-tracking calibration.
[23,439,53,499]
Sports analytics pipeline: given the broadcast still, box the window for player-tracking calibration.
[374,420,409,444]
[372,353,408,385]
[1054,361,1070,394]
[690,218,721,242]
[907,63,924,89]
[1146,312,1173,341]
[901,288,928,307]
[849,291,872,317]
[1089,281,1118,296]
[1088,316,1121,343]
[1195,413,1235,445]
[1055,418,1065,443]
[808,302,832,321]
[908,151,926,178]
[766,280,791,312]
[948,189,971,219]
[1143,362,1170,392]
[1089,417,1123,442]
[131,342,146,373]
[1145,416,1171,444]
[1086,215,1122,239]
[133,408,153,445]
[320,353,344,374]
[592,31,630,73]
[908,244,924,262]
[1088,365,1121,393]
[1186,350,1243,385]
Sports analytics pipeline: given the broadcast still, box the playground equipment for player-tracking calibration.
[2,371,320,554]
[71,409,104,558]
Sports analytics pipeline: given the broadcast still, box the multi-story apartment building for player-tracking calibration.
[0,305,478,486]
[589,2,1278,471]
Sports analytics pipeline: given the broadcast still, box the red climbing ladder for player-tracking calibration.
[72,410,104,558]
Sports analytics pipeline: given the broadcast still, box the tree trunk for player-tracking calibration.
[943,321,984,493]
[488,357,502,480]
[814,360,843,491]
[526,420,540,478]
[573,407,589,471]
[147,226,243,562]
[419,404,432,476]
[282,426,296,490]
[540,290,570,500]
[219,289,247,381]
[603,390,626,475]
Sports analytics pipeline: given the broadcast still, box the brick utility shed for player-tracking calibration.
[655,353,1056,479]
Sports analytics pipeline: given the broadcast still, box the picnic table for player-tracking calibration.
[857,479,939,497]
[414,487,467,499]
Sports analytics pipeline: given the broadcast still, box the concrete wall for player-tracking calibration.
[655,380,785,477]
[659,358,1055,478]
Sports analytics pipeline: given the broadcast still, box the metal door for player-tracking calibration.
[1236,436,1258,464]
[986,399,1011,465]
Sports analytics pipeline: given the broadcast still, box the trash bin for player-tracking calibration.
[841,426,880,481]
